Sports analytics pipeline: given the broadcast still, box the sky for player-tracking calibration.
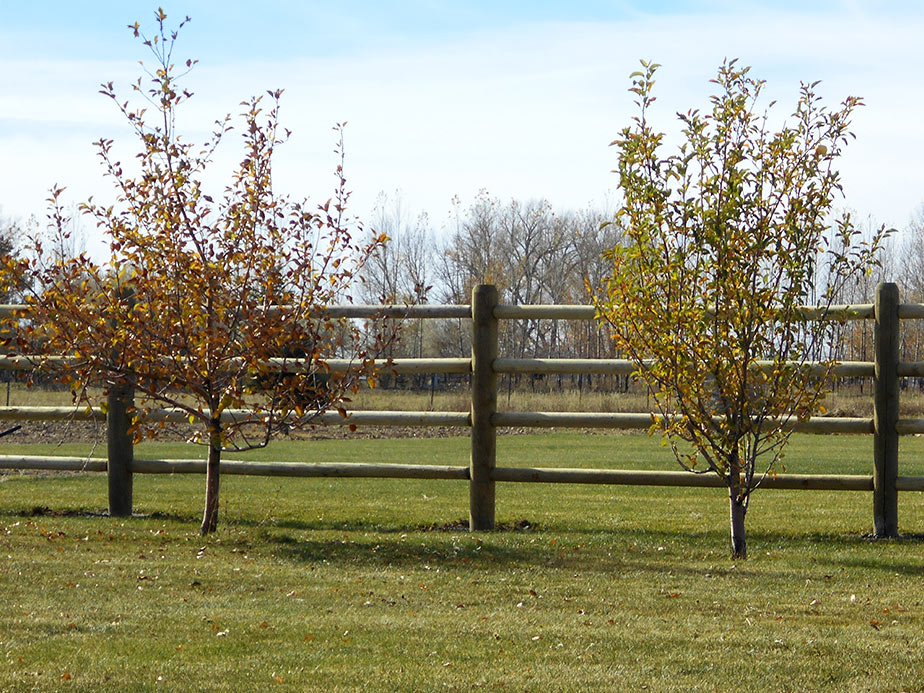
[1,1,923,254]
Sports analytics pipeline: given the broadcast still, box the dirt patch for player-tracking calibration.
[1,419,571,446]
[0,419,479,446]
[1,420,110,446]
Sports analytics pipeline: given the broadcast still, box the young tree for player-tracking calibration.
[597,60,887,558]
[8,11,388,534]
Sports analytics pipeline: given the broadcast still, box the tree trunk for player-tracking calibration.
[727,452,747,559]
[728,490,747,559]
[200,422,222,535]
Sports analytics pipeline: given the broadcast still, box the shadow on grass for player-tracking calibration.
[7,506,922,577]
[263,532,546,568]
[257,531,773,578]
[266,516,537,533]
[256,525,880,578]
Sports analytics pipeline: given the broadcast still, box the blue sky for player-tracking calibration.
[2,1,923,250]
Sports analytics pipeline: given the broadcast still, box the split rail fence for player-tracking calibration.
[2,282,923,537]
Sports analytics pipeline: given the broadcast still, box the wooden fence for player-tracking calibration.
[2,282,923,537]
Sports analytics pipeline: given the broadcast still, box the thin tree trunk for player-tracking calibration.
[728,490,747,559]
[200,422,222,535]
[727,451,747,559]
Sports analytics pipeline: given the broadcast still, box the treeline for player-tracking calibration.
[359,193,924,377]
[826,212,924,373]
[6,197,924,375]
[360,191,623,365]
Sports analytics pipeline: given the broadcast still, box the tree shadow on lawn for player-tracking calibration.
[11,506,922,577]
[260,531,776,577]
[260,523,924,578]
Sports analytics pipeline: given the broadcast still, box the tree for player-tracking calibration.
[899,207,924,303]
[7,11,389,534]
[361,191,433,306]
[597,60,887,558]
[0,211,27,303]
[823,216,893,384]
[359,191,433,378]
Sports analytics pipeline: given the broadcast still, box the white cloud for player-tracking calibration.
[2,5,922,245]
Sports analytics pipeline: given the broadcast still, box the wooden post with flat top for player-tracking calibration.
[470,284,498,531]
[107,381,134,517]
[873,282,899,537]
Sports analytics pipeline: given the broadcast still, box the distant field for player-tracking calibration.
[2,432,924,691]
[5,378,924,418]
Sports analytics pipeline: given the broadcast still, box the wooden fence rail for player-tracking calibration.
[1,282,922,537]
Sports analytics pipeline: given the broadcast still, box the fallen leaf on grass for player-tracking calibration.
[869,621,881,631]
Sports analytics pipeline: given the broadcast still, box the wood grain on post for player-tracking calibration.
[107,381,134,517]
[470,284,498,531]
[873,282,899,537]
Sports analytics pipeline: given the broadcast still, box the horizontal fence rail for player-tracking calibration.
[0,356,474,375]
[0,407,474,428]
[0,304,474,321]
[5,454,918,491]
[0,301,892,322]
[1,283,923,537]
[493,357,878,378]
[0,405,894,434]
[1,355,880,378]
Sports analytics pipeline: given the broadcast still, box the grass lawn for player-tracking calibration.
[2,432,924,691]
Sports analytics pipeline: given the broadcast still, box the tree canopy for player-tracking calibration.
[597,60,888,558]
[7,11,390,534]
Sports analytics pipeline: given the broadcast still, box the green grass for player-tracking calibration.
[2,433,924,691]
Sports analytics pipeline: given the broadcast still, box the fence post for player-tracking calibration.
[107,381,134,516]
[470,284,498,531]
[873,281,899,537]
